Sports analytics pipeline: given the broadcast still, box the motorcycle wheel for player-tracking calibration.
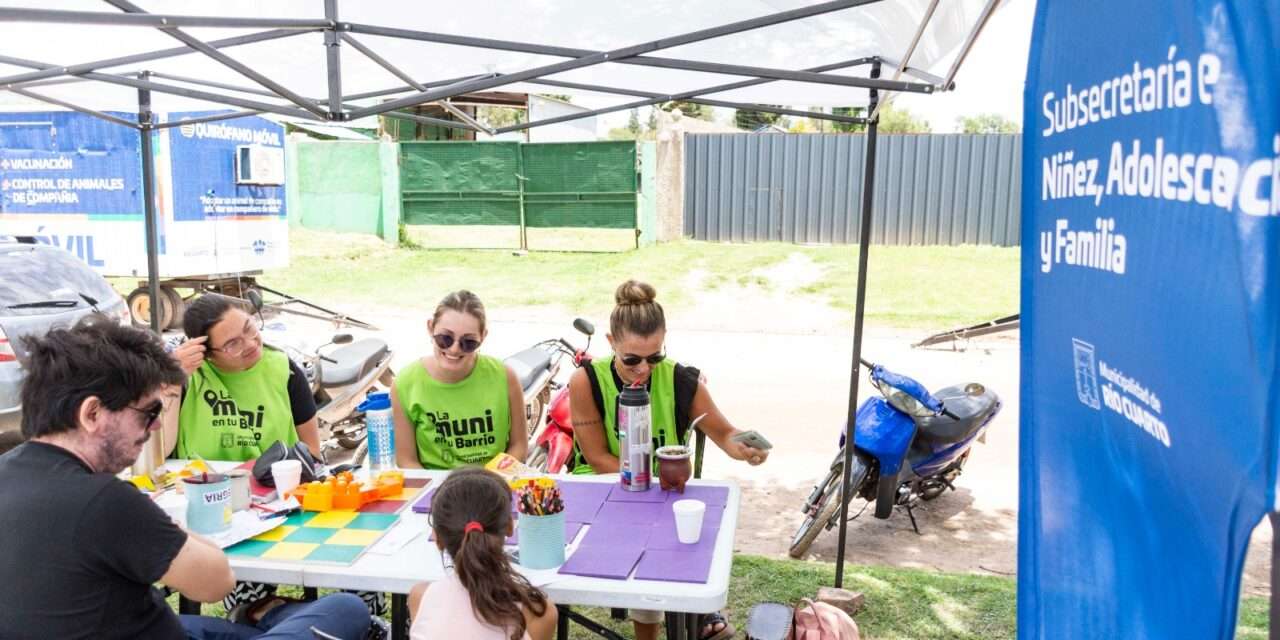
[788,456,870,559]
[337,435,362,450]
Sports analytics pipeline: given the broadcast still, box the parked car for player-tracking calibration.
[0,239,129,435]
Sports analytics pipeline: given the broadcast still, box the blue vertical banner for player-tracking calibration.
[164,111,286,222]
[1020,2,1279,639]
[0,111,141,216]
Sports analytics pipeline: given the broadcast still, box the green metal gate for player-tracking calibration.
[520,141,637,229]
[398,140,637,250]
[399,141,522,227]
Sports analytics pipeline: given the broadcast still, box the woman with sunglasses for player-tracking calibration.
[567,280,769,640]
[160,294,320,460]
[392,290,527,469]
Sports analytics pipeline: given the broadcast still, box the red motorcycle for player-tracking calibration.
[504,318,595,473]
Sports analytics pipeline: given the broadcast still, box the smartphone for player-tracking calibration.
[731,430,774,451]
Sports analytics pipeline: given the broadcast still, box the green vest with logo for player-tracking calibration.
[573,356,682,474]
[177,348,298,461]
[396,355,512,469]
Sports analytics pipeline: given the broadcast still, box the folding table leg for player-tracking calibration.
[685,612,700,640]
[556,605,571,640]
[664,612,685,640]
[391,593,409,640]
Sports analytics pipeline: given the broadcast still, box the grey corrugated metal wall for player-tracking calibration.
[683,133,1021,246]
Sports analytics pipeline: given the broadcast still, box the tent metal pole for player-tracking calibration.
[139,72,295,100]
[101,0,328,119]
[4,86,138,128]
[876,55,948,88]
[345,19,931,108]
[942,0,1001,90]
[0,7,328,29]
[136,82,162,334]
[151,109,265,129]
[381,110,482,132]
[323,0,342,119]
[0,55,320,120]
[525,78,868,125]
[339,73,493,102]
[868,0,940,122]
[339,33,491,134]
[835,58,881,589]
[347,0,902,118]
[0,29,311,87]
[498,58,875,134]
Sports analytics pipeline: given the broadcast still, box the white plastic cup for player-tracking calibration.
[227,469,252,511]
[672,499,706,544]
[271,459,302,497]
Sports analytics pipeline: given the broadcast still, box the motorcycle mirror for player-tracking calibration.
[331,333,353,345]
[245,289,264,312]
[573,318,595,336]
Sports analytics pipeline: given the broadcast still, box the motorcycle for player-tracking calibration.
[246,290,395,463]
[505,318,596,473]
[788,358,1001,559]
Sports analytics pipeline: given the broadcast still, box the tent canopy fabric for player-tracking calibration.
[0,0,996,120]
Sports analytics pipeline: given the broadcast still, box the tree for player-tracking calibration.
[733,106,784,131]
[957,113,1019,133]
[627,108,642,136]
[660,100,712,121]
[830,106,866,133]
[646,107,658,132]
[875,103,930,133]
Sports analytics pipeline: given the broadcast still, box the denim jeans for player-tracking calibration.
[180,593,369,640]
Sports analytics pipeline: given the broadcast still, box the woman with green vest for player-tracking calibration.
[567,279,770,640]
[392,290,527,469]
[159,294,338,615]
[161,294,320,461]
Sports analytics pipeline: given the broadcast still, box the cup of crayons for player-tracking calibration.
[512,477,566,569]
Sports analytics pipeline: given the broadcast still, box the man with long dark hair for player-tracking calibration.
[0,318,370,640]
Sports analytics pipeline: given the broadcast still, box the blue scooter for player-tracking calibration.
[788,358,1001,558]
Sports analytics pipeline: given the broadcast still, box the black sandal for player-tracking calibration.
[699,611,735,640]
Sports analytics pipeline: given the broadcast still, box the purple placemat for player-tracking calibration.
[558,545,643,579]
[666,485,729,507]
[578,519,651,550]
[633,549,714,583]
[559,482,612,523]
[607,484,668,503]
[594,500,666,524]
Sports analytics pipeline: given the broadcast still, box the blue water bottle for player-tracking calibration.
[359,391,395,472]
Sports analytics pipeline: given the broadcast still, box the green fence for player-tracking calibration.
[399,140,637,249]
[287,140,398,241]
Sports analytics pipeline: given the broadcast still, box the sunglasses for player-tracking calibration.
[618,351,666,367]
[433,333,482,353]
[125,400,165,428]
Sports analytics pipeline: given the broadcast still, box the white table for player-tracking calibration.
[185,465,739,640]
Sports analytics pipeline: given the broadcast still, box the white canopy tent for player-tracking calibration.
[0,2,1004,636]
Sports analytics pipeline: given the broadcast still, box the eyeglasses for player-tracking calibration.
[210,317,262,357]
[432,333,482,353]
[617,350,666,367]
[124,399,165,429]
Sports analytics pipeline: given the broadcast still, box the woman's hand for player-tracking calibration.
[171,336,207,377]
[725,435,770,466]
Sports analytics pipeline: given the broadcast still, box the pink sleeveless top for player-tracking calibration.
[410,572,531,640]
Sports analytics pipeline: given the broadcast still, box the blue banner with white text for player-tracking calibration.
[1019,2,1280,638]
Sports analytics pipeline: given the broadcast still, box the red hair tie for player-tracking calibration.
[463,521,484,534]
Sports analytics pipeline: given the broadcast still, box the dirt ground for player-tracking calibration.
[296,254,1272,597]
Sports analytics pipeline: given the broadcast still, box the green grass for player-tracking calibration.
[166,555,1268,639]
[257,228,1019,329]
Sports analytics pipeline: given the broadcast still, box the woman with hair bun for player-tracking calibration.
[568,279,769,640]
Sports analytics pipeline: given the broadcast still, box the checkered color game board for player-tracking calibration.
[224,477,430,565]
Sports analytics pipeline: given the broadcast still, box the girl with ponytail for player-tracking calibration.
[409,467,557,640]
